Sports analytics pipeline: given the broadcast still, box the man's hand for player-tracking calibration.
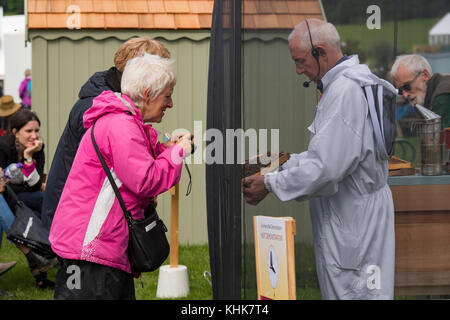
[241,174,269,206]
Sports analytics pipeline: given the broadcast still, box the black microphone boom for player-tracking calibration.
[303,63,320,89]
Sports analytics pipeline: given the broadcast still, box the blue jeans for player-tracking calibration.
[0,194,14,247]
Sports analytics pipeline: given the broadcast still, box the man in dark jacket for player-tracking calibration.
[41,38,170,230]
[390,54,450,129]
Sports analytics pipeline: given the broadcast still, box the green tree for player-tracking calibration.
[1,0,25,15]
[370,41,393,79]
[322,0,449,24]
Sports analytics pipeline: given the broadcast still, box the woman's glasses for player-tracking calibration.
[398,72,421,95]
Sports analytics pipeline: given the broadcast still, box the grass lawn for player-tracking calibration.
[1,234,419,300]
[0,234,212,300]
[0,234,56,300]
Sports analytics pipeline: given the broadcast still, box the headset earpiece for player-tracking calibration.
[311,48,319,59]
[306,19,319,61]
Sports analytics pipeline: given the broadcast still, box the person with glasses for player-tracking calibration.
[390,54,450,129]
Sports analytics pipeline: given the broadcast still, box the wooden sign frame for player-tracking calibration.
[253,216,296,300]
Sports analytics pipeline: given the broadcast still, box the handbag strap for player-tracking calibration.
[90,122,133,225]
[5,184,19,206]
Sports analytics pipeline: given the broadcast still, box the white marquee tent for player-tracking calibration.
[429,12,450,46]
[0,9,32,102]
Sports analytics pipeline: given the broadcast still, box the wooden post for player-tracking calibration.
[285,218,297,300]
[169,183,179,268]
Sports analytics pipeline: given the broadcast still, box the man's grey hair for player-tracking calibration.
[121,53,176,108]
[288,19,341,52]
[390,54,432,78]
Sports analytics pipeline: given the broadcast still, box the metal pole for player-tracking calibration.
[394,0,399,59]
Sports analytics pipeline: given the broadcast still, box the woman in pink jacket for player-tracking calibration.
[49,53,193,300]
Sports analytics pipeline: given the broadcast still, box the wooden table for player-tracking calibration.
[389,175,450,296]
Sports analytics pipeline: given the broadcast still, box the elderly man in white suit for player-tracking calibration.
[242,19,396,300]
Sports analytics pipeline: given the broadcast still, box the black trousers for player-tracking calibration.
[54,258,135,300]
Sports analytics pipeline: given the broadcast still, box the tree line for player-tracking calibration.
[322,0,450,24]
[1,0,24,15]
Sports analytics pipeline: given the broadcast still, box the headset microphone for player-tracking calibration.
[302,19,321,89]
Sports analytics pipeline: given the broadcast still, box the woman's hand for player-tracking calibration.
[24,139,43,159]
[176,133,194,158]
[163,133,175,148]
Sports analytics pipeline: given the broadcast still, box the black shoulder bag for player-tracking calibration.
[91,122,170,273]
[6,185,55,258]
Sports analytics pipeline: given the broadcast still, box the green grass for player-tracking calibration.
[0,235,57,299]
[135,244,212,300]
[0,234,419,300]
[0,234,212,300]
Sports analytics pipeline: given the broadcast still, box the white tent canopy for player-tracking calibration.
[0,11,32,101]
[429,12,450,46]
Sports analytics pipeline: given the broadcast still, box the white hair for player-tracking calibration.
[288,19,341,52]
[121,53,176,108]
[390,54,432,78]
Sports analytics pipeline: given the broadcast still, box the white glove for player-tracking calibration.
[170,132,186,143]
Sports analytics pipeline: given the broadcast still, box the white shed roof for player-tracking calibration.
[429,12,450,36]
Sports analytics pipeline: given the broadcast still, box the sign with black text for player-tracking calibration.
[254,216,296,300]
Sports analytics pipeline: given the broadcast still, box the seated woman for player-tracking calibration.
[49,53,193,300]
[0,108,45,215]
[1,168,56,290]
[0,109,57,288]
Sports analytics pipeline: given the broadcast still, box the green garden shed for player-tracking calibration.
[27,0,324,246]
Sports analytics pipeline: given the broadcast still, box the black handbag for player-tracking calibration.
[6,185,55,258]
[91,122,170,273]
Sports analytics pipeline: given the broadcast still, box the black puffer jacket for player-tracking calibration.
[41,67,121,230]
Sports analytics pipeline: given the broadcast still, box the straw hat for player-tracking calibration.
[0,95,22,117]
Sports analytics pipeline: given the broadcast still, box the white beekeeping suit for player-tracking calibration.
[264,55,395,300]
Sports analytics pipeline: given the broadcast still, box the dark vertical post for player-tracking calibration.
[394,0,399,59]
[206,0,242,300]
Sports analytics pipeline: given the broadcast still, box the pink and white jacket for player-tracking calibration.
[49,91,184,273]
